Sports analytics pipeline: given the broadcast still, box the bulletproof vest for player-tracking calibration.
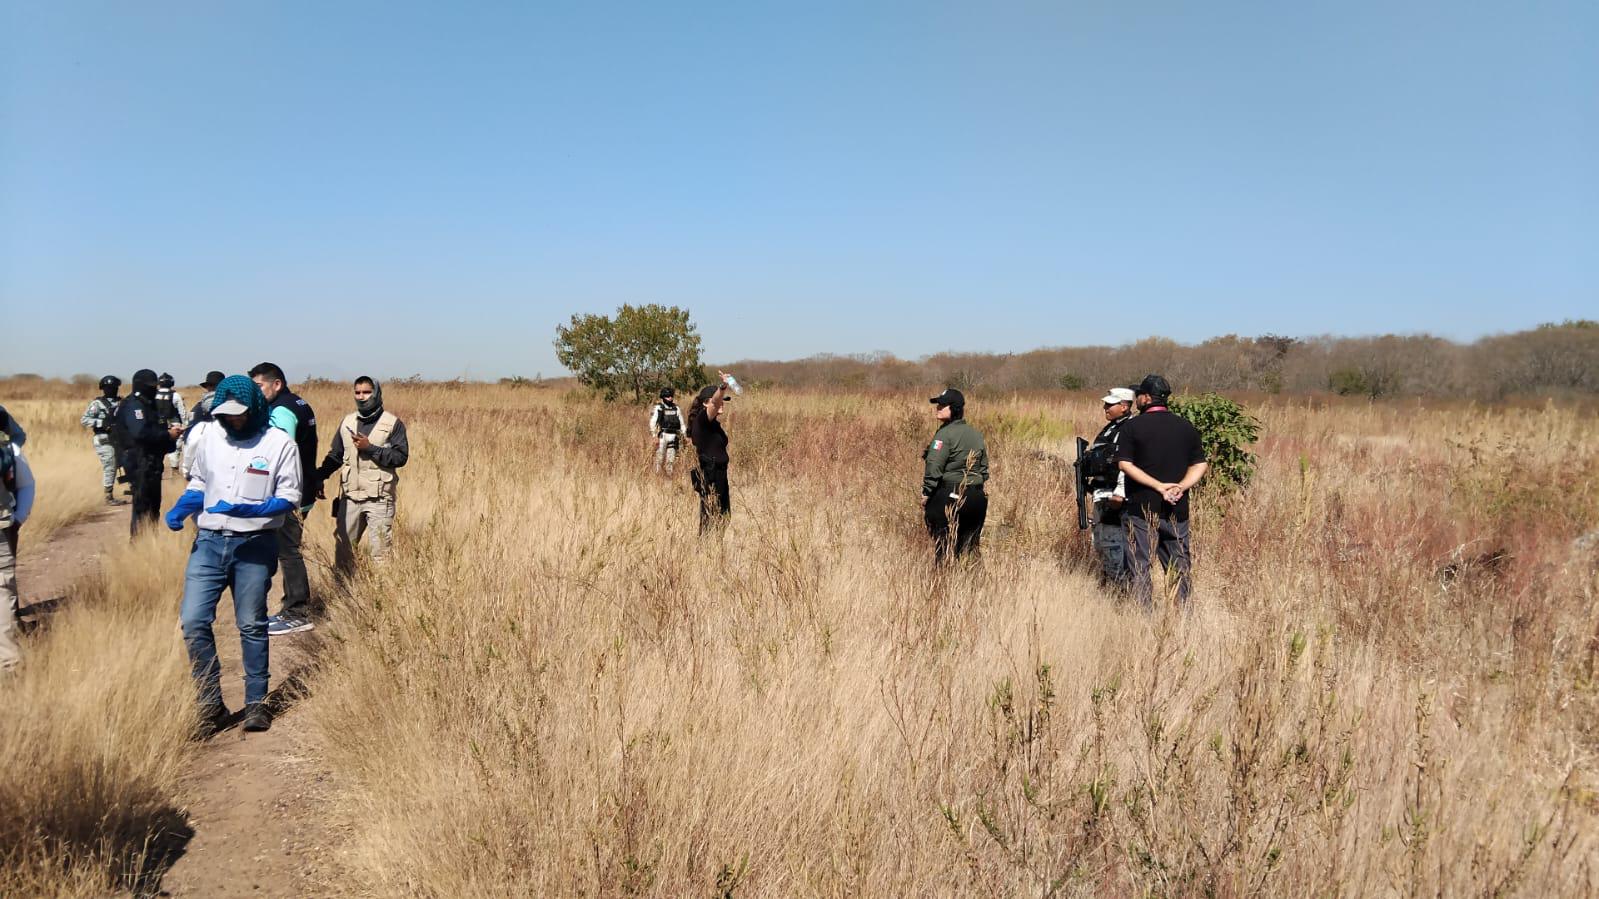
[656,403,681,434]
[0,443,14,525]
[91,397,119,433]
[271,390,320,497]
[1083,417,1128,486]
[155,388,179,425]
[337,411,399,501]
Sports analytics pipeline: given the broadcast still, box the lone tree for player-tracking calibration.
[554,304,706,402]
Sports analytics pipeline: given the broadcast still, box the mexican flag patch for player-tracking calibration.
[932,439,943,450]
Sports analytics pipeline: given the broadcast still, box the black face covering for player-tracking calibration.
[356,379,384,421]
[131,369,159,401]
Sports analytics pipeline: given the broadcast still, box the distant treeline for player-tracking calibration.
[725,321,1599,399]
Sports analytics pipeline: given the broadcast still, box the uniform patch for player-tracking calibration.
[932,439,943,450]
[249,456,270,471]
[134,409,144,420]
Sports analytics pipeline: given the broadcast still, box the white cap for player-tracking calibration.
[1100,387,1135,405]
[212,399,248,415]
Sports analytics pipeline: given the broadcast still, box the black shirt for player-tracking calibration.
[1113,409,1206,520]
[688,407,728,464]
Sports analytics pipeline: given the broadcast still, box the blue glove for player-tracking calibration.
[206,497,295,518]
[165,490,205,530]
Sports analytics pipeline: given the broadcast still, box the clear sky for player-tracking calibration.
[3,1,1594,382]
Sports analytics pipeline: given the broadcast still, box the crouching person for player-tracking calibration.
[317,377,408,587]
[165,376,301,736]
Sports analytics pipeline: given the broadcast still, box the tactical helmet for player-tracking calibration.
[158,372,175,388]
[660,387,675,399]
[99,375,122,391]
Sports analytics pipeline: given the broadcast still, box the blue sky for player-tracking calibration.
[3,1,1594,382]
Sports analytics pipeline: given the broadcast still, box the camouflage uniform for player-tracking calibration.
[81,395,120,489]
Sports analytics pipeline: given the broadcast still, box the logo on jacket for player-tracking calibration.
[249,456,270,471]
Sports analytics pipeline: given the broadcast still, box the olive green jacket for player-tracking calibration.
[922,419,989,496]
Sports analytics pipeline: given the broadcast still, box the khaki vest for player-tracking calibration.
[338,411,399,501]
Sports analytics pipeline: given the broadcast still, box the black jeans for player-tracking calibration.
[925,483,987,564]
[127,454,164,537]
[693,460,731,533]
[1127,510,1192,610]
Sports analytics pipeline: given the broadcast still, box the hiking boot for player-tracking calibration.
[194,702,230,740]
[104,488,127,506]
[241,703,272,732]
[267,614,314,636]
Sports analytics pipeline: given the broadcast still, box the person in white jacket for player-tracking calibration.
[165,375,300,735]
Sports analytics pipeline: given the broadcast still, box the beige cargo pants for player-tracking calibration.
[335,496,394,580]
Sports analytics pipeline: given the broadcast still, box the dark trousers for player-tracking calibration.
[1127,511,1192,610]
[693,460,731,533]
[925,484,987,564]
[274,508,315,619]
[127,455,163,537]
[1092,509,1130,589]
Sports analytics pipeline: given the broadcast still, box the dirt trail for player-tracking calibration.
[18,486,345,898]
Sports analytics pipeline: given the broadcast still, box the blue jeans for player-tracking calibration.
[180,529,278,706]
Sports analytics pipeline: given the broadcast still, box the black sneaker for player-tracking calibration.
[241,703,272,732]
[194,703,230,740]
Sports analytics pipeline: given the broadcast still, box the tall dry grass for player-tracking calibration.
[2,395,113,541]
[298,385,1598,895]
[0,533,201,895]
[1,381,1595,895]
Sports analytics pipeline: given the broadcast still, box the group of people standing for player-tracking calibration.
[652,371,1205,608]
[67,366,409,733]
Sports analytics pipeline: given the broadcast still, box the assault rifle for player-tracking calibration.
[1071,437,1090,530]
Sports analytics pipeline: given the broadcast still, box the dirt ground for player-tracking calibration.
[17,486,347,898]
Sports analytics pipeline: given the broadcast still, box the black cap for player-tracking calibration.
[131,369,158,388]
[202,371,225,389]
[1136,374,1172,399]
[660,387,675,398]
[929,387,965,407]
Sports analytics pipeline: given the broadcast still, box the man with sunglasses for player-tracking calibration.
[1082,386,1136,589]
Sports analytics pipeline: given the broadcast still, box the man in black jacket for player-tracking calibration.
[113,369,180,536]
[1114,375,1208,610]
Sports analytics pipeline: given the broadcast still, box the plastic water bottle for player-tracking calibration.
[724,374,743,395]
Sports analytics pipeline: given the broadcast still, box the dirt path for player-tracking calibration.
[18,487,345,898]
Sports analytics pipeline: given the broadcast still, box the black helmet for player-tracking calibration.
[660,387,675,399]
[98,375,121,392]
[158,372,175,388]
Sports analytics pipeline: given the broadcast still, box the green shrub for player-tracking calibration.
[1169,393,1260,494]
[1057,372,1086,391]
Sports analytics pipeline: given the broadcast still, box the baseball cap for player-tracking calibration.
[212,399,249,415]
[202,371,225,389]
[1101,387,1136,405]
[929,387,965,407]
[1136,374,1172,398]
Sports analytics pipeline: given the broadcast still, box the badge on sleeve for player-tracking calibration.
[135,409,144,420]
[931,439,943,450]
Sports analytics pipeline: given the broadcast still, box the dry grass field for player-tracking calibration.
[2,379,1597,896]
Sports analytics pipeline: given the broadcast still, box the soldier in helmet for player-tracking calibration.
[155,373,190,472]
[81,375,128,505]
[648,387,683,475]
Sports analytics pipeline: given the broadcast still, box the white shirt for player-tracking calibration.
[185,423,302,533]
